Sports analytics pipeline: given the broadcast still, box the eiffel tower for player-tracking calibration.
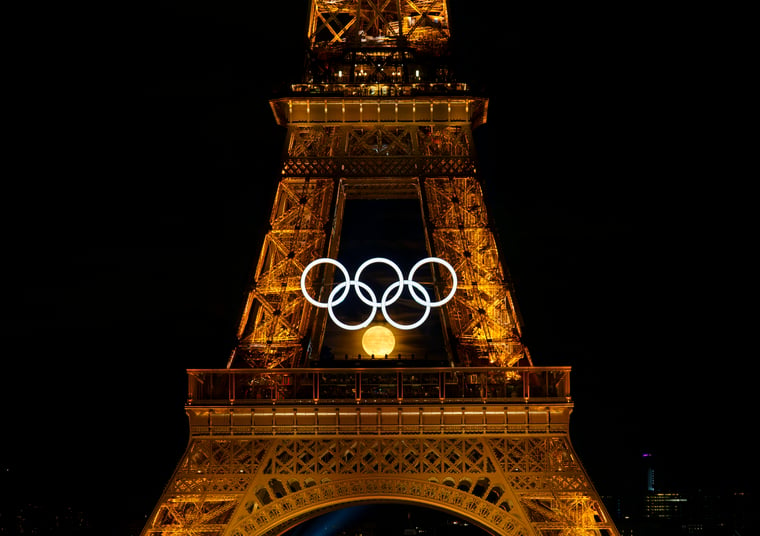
[142,2,619,535]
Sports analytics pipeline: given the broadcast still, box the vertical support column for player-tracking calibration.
[302,176,347,362]
[418,175,457,365]
[232,177,336,368]
[422,175,529,366]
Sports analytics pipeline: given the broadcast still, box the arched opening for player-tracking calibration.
[269,478,288,499]
[255,487,272,506]
[280,503,496,535]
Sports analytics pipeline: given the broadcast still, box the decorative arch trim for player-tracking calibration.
[228,477,531,536]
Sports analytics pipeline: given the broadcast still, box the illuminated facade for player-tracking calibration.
[142,2,618,535]
[644,493,687,520]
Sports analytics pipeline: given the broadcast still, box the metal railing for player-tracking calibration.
[289,82,470,97]
[187,367,571,406]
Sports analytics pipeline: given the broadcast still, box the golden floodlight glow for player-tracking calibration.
[362,325,395,356]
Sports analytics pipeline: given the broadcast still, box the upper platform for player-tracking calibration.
[270,94,488,127]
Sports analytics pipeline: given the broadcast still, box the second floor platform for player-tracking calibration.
[187,366,571,407]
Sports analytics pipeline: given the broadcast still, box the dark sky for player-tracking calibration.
[3,1,751,533]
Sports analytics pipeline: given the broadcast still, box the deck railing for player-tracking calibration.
[289,82,470,97]
[187,367,571,406]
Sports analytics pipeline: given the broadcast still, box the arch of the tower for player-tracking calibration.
[227,476,528,536]
[269,501,501,536]
[142,433,617,536]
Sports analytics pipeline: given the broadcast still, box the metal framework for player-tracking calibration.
[144,368,617,535]
[235,92,519,368]
[143,1,618,534]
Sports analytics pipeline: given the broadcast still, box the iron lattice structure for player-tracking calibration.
[143,1,618,535]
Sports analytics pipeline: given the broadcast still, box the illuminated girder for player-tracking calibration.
[142,386,619,536]
[304,0,452,86]
[279,122,478,177]
[232,178,335,368]
[423,176,527,366]
[286,123,474,157]
[308,0,450,47]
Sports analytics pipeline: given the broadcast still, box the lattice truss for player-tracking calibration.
[289,124,470,156]
[143,435,616,536]
[309,0,450,46]
[233,178,334,368]
[282,124,476,177]
[235,123,523,368]
[424,176,528,367]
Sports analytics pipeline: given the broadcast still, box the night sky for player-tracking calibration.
[3,1,751,534]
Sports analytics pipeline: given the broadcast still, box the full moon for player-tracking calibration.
[362,325,395,356]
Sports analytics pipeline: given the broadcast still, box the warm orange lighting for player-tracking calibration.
[362,325,395,356]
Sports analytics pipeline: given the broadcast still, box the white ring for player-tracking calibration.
[381,279,431,330]
[407,257,458,307]
[301,258,351,308]
[327,280,377,331]
[353,257,405,307]
[300,257,457,330]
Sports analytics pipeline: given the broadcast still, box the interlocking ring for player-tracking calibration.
[300,257,457,331]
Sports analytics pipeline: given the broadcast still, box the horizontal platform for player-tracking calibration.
[270,96,488,126]
[187,403,574,436]
[187,366,571,407]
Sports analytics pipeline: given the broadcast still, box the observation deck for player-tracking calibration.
[269,91,487,126]
[186,367,574,436]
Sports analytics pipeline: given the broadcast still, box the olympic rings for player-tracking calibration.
[300,257,457,331]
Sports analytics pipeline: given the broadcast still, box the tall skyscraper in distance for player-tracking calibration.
[642,453,655,492]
